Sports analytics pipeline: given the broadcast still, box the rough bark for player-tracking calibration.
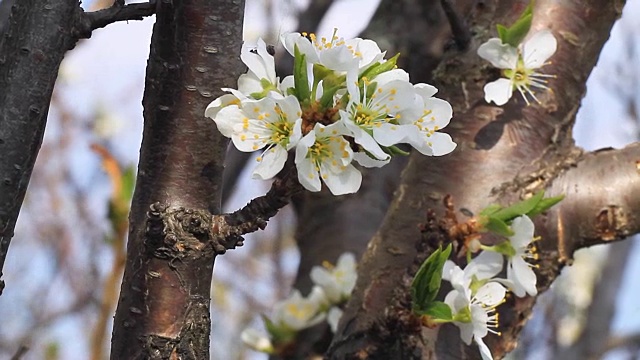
[0,0,155,295]
[327,0,630,359]
[109,0,245,358]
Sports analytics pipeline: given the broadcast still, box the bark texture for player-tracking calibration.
[327,0,632,359]
[109,0,245,358]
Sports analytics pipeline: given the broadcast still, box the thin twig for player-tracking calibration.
[83,1,156,33]
[440,0,471,51]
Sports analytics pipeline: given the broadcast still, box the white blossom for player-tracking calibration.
[282,29,385,72]
[295,122,362,195]
[391,83,457,156]
[310,252,358,303]
[445,263,506,360]
[212,95,302,180]
[477,30,557,105]
[272,287,327,331]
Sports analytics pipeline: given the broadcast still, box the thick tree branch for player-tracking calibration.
[109,0,245,357]
[328,0,624,359]
[550,143,640,257]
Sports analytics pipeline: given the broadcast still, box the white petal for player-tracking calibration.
[213,105,243,138]
[241,328,273,352]
[319,46,358,71]
[422,97,453,128]
[466,251,504,280]
[327,307,344,333]
[509,215,535,249]
[252,146,288,180]
[475,282,507,307]
[205,94,239,120]
[442,260,456,281]
[373,123,412,147]
[444,289,469,315]
[296,157,321,192]
[484,78,513,106]
[321,164,362,195]
[477,38,518,69]
[475,336,494,360]
[510,257,537,296]
[372,68,410,84]
[256,38,277,82]
[237,73,264,95]
[353,152,390,168]
[344,119,389,160]
[414,83,438,98]
[523,30,558,68]
[506,260,525,297]
[282,33,319,63]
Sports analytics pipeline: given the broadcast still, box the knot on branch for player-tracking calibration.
[144,203,217,259]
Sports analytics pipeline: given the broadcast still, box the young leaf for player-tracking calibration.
[293,45,311,102]
[485,216,515,237]
[359,53,400,80]
[527,194,564,217]
[491,190,544,223]
[411,244,452,312]
[497,0,535,47]
[419,301,454,321]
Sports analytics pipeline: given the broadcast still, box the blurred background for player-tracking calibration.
[0,0,639,359]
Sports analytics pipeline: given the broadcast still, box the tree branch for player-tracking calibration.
[550,143,640,257]
[109,0,246,357]
[82,1,156,34]
[327,0,624,358]
[0,0,83,296]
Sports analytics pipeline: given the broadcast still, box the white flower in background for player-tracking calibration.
[282,29,385,72]
[327,307,344,333]
[241,328,274,353]
[390,83,457,156]
[295,122,362,195]
[272,287,327,331]
[212,95,302,180]
[310,252,358,303]
[340,71,415,164]
[477,30,557,105]
[504,215,538,297]
[445,271,506,360]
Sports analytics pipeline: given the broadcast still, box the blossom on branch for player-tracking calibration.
[477,30,557,105]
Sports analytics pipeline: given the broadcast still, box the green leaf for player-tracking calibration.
[411,244,452,312]
[479,204,503,217]
[503,13,533,47]
[527,194,564,217]
[359,53,400,80]
[293,45,311,102]
[497,0,535,47]
[419,301,453,321]
[491,190,544,223]
[485,216,515,237]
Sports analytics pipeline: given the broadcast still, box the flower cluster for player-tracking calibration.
[241,252,357,354]
[444,215,539,360]
[478,30,557,106]
[206,30,456,195]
